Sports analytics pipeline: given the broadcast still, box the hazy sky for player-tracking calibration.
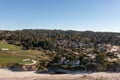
[0,0,120,32]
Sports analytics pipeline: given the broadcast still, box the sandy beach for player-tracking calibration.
[0,69,120,80]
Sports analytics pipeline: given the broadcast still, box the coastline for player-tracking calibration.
[0,69,120,80]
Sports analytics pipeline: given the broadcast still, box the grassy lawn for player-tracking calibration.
[0,41,54,68]
[0,54,23,64]
[0,42,41,55]
[0,42,39,65]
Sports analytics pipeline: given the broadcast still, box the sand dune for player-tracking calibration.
[0,69,120,80]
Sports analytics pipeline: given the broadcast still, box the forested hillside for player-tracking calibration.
[0,29,120,50]
[0,29,120,72]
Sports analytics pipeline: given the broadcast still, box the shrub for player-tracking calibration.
[7,63,23,71]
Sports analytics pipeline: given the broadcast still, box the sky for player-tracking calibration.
[0,0,120,32]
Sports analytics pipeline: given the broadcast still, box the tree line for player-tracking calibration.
[0,29,120,51]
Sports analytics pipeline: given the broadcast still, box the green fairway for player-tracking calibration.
[0,54,23,64]
[0,42,39,65]
[0,41,54,70]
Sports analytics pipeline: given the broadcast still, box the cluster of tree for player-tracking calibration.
[48,50,120,72]
[0,29,120,51]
